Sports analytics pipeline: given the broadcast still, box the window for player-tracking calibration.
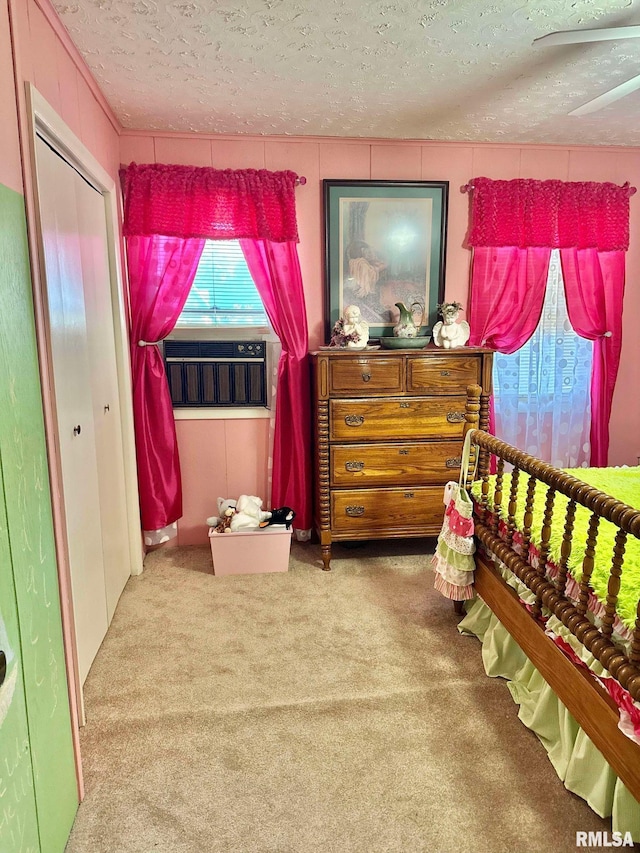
[166,241,272,412]
[493,250,593,468]
[501,262,591,399]
[175,240,268,329]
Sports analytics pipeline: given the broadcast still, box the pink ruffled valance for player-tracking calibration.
[120,163,300,242]
[466,177,636,251]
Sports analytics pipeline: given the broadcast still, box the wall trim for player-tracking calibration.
[119,128,640,154]
[174,408,271,421]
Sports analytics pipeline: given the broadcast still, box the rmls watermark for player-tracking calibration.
[576,831,635,847]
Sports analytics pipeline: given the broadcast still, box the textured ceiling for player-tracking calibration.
[54,0,640,145]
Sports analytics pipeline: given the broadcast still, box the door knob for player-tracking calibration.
[73,424,82,436]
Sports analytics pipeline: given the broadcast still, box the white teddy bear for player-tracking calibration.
[230,495,272,532]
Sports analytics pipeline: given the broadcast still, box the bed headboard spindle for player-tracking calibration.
[601,529,627,639]
[532,487,556,620]
[556,500,576,598]
[631,604,640,667]
[490,460,504,536]
[521,476,537,557]
[506,468,520,548]
[576,514,600,617]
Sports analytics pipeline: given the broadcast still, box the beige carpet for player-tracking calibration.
[65,539,610,853]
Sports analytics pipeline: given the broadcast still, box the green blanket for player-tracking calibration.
[471,467,640,631]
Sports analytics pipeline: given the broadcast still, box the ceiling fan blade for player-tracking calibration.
[534,25,640,47]
[569,73,640,115]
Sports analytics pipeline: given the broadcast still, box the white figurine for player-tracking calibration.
[331,304,369,349]
[433,302,470,349]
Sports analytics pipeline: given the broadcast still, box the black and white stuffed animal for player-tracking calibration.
[259,507,296,530]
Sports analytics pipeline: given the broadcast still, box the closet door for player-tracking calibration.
[35,136,108,686]
[74,175,130,620]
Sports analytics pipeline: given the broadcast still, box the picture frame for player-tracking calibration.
[323,180,449,341]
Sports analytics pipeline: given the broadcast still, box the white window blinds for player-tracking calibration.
[176,240,268,328]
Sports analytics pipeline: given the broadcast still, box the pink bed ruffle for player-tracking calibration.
[549,633,640,746]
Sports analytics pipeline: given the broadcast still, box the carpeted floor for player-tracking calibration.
[65,538,611,853]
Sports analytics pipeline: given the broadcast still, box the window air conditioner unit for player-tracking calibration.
[163,340,267,408]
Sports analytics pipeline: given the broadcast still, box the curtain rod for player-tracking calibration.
[296,176,307,186]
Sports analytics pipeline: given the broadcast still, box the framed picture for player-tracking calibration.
[323,180,449,341]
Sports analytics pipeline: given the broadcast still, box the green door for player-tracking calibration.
[0,454,40,852]
[0,183,78,852]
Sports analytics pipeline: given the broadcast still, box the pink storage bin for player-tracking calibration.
[208,526,292,575]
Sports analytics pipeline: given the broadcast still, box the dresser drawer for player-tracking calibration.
[407,355,480,394]
[329,356,402,396]
[330,397,467,441]
[331,442,461,486]
[331,486,445,534]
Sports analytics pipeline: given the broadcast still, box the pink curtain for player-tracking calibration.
[120,163,308,535]
[240,239,312,531]
[466,177,635,466]
[560,249,626,466]
[468,246,551,353]
[127,235,205,531]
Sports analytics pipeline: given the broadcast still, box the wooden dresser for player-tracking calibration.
[311,346,493,570]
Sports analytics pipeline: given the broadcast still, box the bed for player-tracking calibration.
[457,384,640,837]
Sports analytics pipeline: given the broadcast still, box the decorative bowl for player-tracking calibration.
[379,335,432,349]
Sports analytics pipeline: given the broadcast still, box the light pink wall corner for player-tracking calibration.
[0,0,23,193]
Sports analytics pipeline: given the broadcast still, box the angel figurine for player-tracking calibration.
[330,304,369,349]
[433,302,470,349]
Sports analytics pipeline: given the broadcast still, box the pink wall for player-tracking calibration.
[0,0,22,193]
[122,131,640,543]
[8,0,121,179]
[176,419,270,545]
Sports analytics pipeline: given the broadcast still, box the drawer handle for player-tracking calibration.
[345,460,364,472]
[404,492,415,499]
[446,411,465,423]
[446,456,462,468]
[361,372,371,382]
[345,505,365,517]
[398,448,409,455]
[399,401,410,409]
[345,415,364,426]
[441,370,450,376]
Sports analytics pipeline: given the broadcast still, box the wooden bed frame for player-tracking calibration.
[463,384,640,803]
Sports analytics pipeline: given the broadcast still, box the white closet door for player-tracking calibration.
[74,176,130,620]
[35,136,108,685]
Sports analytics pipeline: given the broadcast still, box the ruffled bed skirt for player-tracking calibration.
[458,597,640,841]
